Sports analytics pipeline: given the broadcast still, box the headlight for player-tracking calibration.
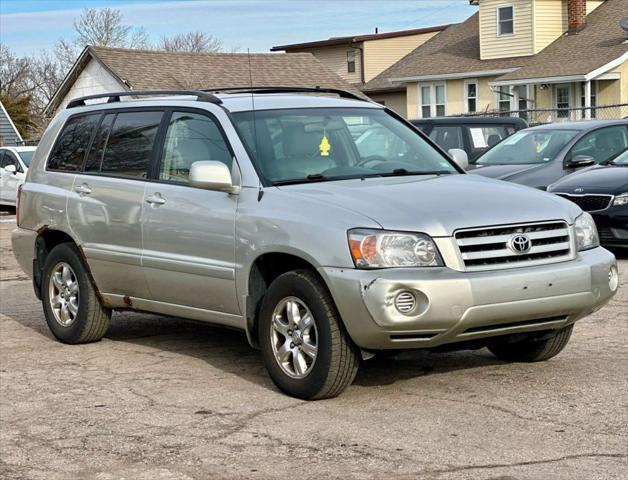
[348,229,443,268]
[574,212,599,251]
[612,193,628,207]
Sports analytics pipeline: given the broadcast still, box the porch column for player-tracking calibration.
[583,80,591,120]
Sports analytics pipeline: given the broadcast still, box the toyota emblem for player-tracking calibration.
[509,234,532,254]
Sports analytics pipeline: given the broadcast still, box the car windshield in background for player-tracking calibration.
[233,108,457,185]
[477,129,579,165]
[608,148,628,165]
[18,150,35,167]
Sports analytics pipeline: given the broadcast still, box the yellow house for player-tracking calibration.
[364,0,628,121]
[271,25,449,117]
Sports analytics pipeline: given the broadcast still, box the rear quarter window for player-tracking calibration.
[47,114,100,171]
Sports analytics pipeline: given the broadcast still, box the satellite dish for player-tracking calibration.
[620,17,628,36]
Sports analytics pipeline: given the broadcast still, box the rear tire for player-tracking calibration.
[41,243,111,344]
[259,270,359,399]
[488,325,573,362]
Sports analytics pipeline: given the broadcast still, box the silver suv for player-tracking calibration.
[12,88,618,399]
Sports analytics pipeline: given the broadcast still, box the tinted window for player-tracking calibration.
[429,126,464,151]
[0,151,5,168]
[159,111,231,183]
[101,111,163,178]
[17,150,34,167]
[468,126,514,150]
[570,126,628,164]
[48,114,100,171]
[85,113,115,173]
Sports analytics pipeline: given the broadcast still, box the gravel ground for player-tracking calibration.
[1,211,626,480]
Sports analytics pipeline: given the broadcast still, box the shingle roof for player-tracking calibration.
[497,0,628,82]
[363,0,628,92]
[47,46,363,113]
[270,25,450,51]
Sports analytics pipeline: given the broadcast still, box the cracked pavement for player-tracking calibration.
[1,212,627,480]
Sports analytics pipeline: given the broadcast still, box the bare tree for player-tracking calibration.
[0,44,34,97]
[160,31,224,53]
[55,8,149,71]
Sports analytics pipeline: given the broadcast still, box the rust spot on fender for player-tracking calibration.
[76,244,110,308]
[123,295,132,307]
[36,224,49,235]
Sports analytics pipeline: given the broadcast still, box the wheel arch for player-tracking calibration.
[244,250,336,349]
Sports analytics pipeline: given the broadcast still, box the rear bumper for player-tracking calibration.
[11,227,37,278]
[319,247,617,350]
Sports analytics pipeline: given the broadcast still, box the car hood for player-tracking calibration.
[468,163,546,181]
[279,174,581,237]
[547,165,628,195]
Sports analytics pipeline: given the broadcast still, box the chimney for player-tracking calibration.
[568,0,587,33]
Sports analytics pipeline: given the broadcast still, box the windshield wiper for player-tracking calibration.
[272,173,332,186]
[380,168,453,177]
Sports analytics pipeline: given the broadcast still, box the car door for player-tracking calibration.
[0,150,7,203]
[67,109,164,300]
[141,107,240,315]
[2,151,26,204]
[564,125,628,169]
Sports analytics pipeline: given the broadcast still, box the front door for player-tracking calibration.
[141,108,239,315]
[67,109,164,299]
[0,151,25,205]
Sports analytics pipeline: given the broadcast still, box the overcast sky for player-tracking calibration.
[1,0,476,56]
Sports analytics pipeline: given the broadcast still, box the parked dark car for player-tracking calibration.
[410,116,528,162]
[470,120,628,190]
[548,148,628,248]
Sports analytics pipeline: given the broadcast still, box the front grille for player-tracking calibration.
[455,221,572,271]
[556,193,612,212]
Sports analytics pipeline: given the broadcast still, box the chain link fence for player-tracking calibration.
[455,103,628,126]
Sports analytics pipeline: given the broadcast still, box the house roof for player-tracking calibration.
[362,13,530,92]
[46,46,364,114]
[495,0,628,83]
[270,25,450,52]
[363,0,628,92]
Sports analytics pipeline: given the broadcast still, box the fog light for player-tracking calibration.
[608,266,619,292]
[395,291,416,314]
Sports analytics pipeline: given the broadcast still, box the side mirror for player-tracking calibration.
[448,148,469,170]
[4,164,16,174]
[566,155,595,169]
[189,161,240,194]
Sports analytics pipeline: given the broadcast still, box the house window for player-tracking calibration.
[419,84,446,118]
[465,80,478,113]
[555,85,571,118]
[497,5,514,36]
[497,86,511,115]
[580,82,597,118]
[514,85,529,120]
[347,51,356,73]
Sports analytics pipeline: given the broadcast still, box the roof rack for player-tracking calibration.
[203,86,368,102]
[66,90,222,109]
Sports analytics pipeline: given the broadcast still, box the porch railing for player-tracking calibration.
[455,103,628,125]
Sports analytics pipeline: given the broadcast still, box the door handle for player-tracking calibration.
[146,193,166,205]
[74,183,92,195]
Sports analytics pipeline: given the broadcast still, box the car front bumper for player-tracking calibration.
[319,247,618,350]
[592,208,628,248]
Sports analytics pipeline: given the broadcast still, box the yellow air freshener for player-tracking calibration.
[319,130,331,157]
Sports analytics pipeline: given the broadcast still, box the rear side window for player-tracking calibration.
[47,114,100,171]
[85,113,115,173]
[100,111,163,178]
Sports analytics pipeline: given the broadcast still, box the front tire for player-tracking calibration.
[488,325,574,362]
[41,243,111,344]
[259,270,359,399]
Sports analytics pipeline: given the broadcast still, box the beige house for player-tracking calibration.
[46,46,363,116]
[271,25,449,116]
[364,0,628,121]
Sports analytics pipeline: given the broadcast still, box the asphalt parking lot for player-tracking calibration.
[1,210,626,480]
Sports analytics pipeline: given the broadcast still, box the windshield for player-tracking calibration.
[477,129,579,165]
[17,150,35,167]
[232,108,457,185]
[609,148,628,165]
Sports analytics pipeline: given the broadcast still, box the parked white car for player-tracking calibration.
[0,146,36,206]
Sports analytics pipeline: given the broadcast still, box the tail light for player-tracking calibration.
[16,184,23,227]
